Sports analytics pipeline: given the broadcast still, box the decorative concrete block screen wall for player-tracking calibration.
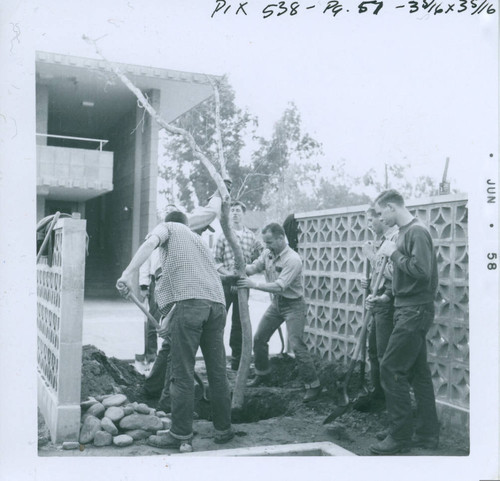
[296,193,468,429]
[37,217,86,442]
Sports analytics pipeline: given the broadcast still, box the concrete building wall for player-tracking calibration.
[139,89,161,241]
[36,84,49,145]
[102,89,161,287]
[106,107,138,281]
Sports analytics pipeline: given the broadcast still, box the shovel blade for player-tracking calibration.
[322,404,349,425]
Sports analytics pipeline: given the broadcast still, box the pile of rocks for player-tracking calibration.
[68,393,171,449]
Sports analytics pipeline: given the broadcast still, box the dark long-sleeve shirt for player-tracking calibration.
[390,218,438,307]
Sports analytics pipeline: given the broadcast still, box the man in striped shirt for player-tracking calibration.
[214,201,262,371]
[117,211,233,451]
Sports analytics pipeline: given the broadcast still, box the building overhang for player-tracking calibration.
[36,51,220,140]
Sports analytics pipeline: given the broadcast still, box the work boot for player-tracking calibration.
[376,429,389,441]
[369,434,410,455]
[147,431,191,450]
[247,374,270,387]
[303,386,322,403]
[412,434,439,449]
[214,428,235,444]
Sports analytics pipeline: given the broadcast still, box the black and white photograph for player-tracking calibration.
[0,0,498,480]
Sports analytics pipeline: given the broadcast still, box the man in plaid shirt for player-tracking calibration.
[214,201,262,371]
[117,211,233,451]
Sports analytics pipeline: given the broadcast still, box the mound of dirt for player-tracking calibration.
[81,345,147,404]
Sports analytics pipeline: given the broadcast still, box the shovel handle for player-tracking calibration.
[117,282,161,330]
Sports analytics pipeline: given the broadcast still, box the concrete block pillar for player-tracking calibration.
[37,217,86,443]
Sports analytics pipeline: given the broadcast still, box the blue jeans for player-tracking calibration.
[222,280,242,365]
[380,303,439,441]
[253,296,319,388]
[367,302,394,399]
[168,299,232,440]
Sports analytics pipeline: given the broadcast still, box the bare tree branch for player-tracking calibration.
[206,76,228,179]
[82,35,229,201]
[235,172,271,200]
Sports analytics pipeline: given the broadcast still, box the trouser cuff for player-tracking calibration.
[214,427,233,437]
[169,429,193,441]
[254,367,272,376]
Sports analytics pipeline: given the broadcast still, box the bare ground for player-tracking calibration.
[38,345,469,457]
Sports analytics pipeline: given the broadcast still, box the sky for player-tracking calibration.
[25,0,497,196]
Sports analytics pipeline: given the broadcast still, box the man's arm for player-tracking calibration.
[239,255,302,294]
[245,250,266,276]
[117,236,160,295]
[390,227,434,280]
[188,195,221,232]
[237,277,285,294]
[139,254,152,287]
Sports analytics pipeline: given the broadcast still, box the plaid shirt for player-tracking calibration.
[147,222,225,313]
[214,226,262,273]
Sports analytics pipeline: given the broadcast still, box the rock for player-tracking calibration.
[94,431,113,447]
[79,415,102,444]
[179,442,193,453]
[86,402,105,419]
[105,406,125,423]
[119,414,163,432]
[102,394,128,408]
[123,405,135,416]
[62,441,80,450]
[326,422,353,442]
[113,434,134,447]
[135,403,151,414]
[126,429,150,441]
[80,398,99,411]
[101,417,119,435]
[131,402,139,410]
[156,411,167,418]
[161,418,172,430]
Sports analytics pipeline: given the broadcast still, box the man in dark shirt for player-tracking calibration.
[369,189,439,455]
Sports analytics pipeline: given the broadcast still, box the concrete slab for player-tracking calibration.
[177,441,356,457]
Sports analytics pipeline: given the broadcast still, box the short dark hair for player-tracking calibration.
[230,201,246,212]
[366,207,378,217]
[164,211,188,225]
[283,214,299,252]
[374,189,405,208]
[262,222,285,238]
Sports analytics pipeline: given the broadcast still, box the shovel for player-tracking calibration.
[117,283,209,402]
[323,256,388,425]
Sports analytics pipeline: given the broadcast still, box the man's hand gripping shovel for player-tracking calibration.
[322,255,388,425]
[116,282,209,402]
